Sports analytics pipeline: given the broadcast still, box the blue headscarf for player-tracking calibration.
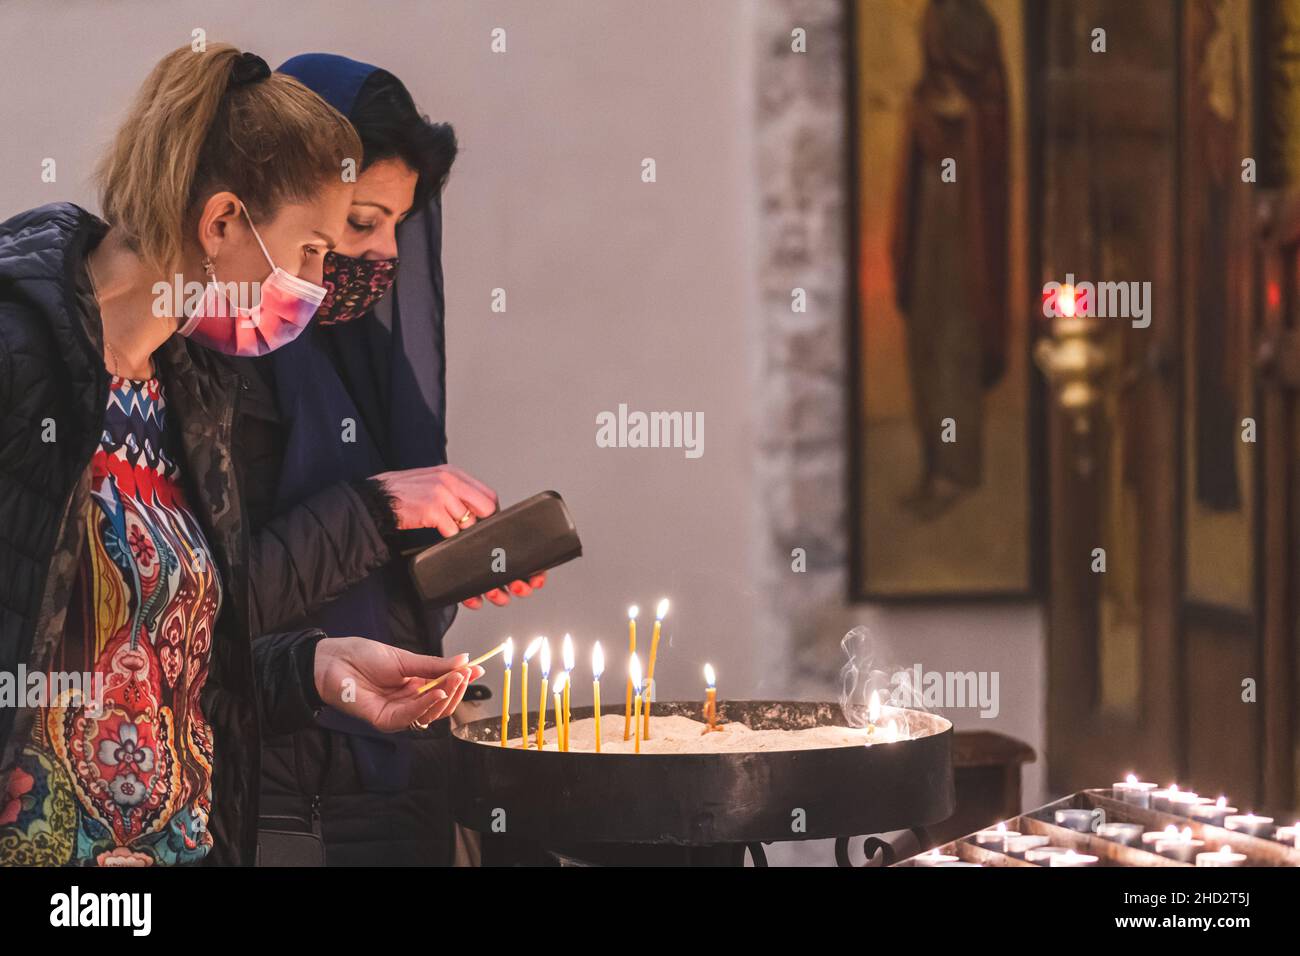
[274,54,453,788]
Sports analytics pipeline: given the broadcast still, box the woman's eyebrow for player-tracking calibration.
[352,200,394,216]
[312,229,339,249]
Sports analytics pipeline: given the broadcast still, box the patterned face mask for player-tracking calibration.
[315,252,399,325]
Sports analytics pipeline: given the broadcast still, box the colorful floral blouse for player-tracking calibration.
[0,376,221,865]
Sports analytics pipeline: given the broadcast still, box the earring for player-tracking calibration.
[202,256,216,279]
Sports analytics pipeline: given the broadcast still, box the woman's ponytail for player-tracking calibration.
[98,43,360,274]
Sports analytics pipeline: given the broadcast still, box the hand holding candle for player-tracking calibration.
[592,642,604,753]
[500,637,514,747]
[416,638,509,694]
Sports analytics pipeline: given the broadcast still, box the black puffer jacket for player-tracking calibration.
[234,345,460,866]
[0,203,327,865]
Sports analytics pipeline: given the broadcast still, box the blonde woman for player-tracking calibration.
[0,43,479,866]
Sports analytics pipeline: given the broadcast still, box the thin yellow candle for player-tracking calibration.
[623,605,638,740]
[520,637,543,749]
[535,639,551,750]
[417,638,510,694]
[703,662,717,732]
[500,637,514,747]
[562,633,575,752]
[630,653,643,754]
[552,671,567,754]
[592,642,605,753]
[643,598,668,739]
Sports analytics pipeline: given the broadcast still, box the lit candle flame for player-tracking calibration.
[656,598,670,621]
[592,642,604,679]
[628,605,639,621]
[868,690,882,724]
[703,662,716,689]
[562,633,575,672]
[1060,284,1077,317]
[523,636,544,661]
[539,638,551,677]
[1217,796,1228,809]
[502,637,514,669]
[552,670,568,695]
[630,653,642,693]
[1126,773,1139,785]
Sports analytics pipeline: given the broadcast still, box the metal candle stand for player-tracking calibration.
[451,700,954,866]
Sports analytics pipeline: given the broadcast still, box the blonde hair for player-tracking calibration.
[97,43,361,274]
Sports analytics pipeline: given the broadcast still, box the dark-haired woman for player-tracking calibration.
[234,54,540,866]
[0,44,481,867]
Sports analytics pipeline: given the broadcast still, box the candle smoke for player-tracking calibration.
[837,625,930,735]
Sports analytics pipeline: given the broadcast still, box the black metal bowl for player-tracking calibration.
[451,700,954,846]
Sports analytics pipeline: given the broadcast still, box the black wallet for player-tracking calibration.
[408,490,582,605]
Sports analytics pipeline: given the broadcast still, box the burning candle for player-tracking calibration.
[562,634,574,752]
[591,643,604,753]
[1167,789,1203,816]
[1224,813,1274,838]
[1155,827,1204,863]
[1055,809,1095,833]
[1049,849,1098,867]
[867,690,882,735]
[703,663,717,732]
[973,823,1019,852]
[1142,825,1182,852]
[1112,774,1158,809]
[1005,835,1050,858]
[1196,845,1247,867]
[1024,846,1074,866]
[630,653,643,754]
[500,637,514,747]
[644,598,668,739]
[552,671,568,753]
[1150,783,1191,814]
[535,639,551,750]
[1273,823,1298,848]
[913,849,960,866]
[520,637,544,749]
[1188,797,1236,828]
[1097,822,1144,847]
[624,606,638,740]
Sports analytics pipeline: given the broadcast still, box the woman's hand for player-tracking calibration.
[462,573,547,610]
[313,636,485,731]
[373,464,498,536]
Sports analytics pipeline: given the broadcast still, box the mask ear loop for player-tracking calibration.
[240,204,278,270]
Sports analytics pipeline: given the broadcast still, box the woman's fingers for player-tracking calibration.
[462,596,483,609]
[484,588,511,606]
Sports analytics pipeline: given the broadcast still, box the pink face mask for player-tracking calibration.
[178,204,327,356]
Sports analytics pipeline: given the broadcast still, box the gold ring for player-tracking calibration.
[409,718,430,731]
[457,510,474,526]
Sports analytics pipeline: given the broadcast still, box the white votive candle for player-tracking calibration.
[1049,849,1099,867]
[1025,846,1073,866]
[1188,797,1237,828]
[1167,790,1203,816]
[1005,835,1051,858]
[1224,814,1274,838]
[1097,822,1144,847]
[1113,775,1158,808]
[1196,845,1247,867]
[1142,825,1182,850]
[1055,809,1095,833]
[1155,830,1205,863]
[973,824,1019,852]
[1150,784,1190,814]
[913,849,959,866]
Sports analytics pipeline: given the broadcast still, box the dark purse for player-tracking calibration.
[407,491,582,605]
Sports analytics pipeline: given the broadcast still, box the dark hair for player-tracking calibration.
[350,69,457,210]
